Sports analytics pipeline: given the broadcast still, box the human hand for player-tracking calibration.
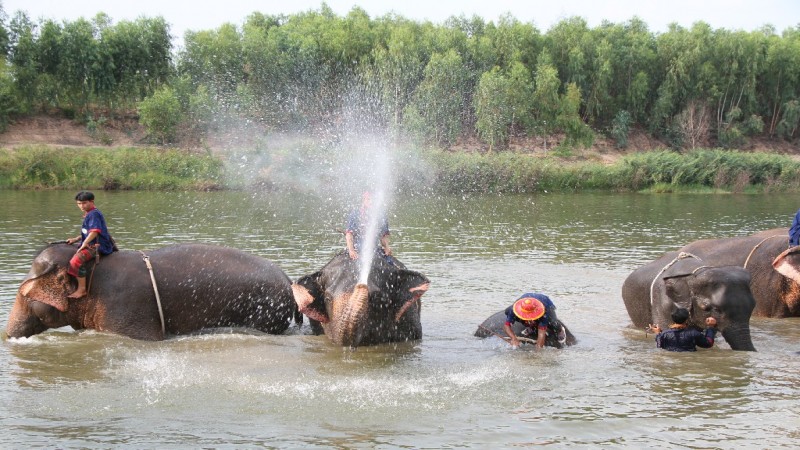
[648,323,661,334]
[348,249,359,260]
[66,238,76,245]
[705,317,717,328]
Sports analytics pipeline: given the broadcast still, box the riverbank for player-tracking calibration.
[3,144,800,193]
[2,116,800,193]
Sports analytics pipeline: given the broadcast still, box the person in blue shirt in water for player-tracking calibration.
[789,208,800,247]
[65,191,115,298]
[650,308,717,352]
[503,293,565,349]
[345,191,392,261]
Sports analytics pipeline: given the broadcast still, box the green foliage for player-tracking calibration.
[474,67,513,150]
[2,7,800,150]
[0,146,223,190]
[137,87,183,144]
[610,110,632,148]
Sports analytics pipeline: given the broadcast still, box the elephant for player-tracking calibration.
[291,252,430,347]
[6,242,300,340]
[674,228,800,318]
[474,310,578,348]
[622,251,757,351]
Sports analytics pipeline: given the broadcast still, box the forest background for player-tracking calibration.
[0,2,799,192]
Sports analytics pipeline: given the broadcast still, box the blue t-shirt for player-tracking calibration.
[345,207,389,252]
[789,209,800,247]
[81,208,114,255]
[504,293,555,330]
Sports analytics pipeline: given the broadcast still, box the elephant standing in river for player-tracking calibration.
[622,251,757,351]
[6,243,299,340]
[676,228,800,318]
[292,252,430,347]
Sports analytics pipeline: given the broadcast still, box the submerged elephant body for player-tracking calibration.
[292,252,430,347]
[622,251,757,351]
[474,310,578,348]
[6,243,298,340]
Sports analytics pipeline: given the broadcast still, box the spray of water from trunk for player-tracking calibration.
[358,188,388,284]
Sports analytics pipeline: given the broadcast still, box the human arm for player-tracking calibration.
[77,231,99,251]
[536,324,546,349]
[345,232,358,260]
[696,317,717,348]
[503,322,521,348]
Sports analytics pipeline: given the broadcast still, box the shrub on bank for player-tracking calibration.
[423,149,800,193]
[0,146,223,190]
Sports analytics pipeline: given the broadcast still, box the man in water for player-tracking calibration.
[650,308,717,352]
[65,191,115,298]
[503,293,566,349]
[345,191,392,261]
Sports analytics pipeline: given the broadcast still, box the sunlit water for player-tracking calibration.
[1,190,799,448]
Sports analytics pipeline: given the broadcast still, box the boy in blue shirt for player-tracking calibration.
[66,191,114,298]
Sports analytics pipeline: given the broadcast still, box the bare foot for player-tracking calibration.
[67,290,86,299]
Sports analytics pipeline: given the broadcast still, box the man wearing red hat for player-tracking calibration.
[503,293,563,349]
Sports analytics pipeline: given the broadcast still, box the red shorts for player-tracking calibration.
[68,248,96,277]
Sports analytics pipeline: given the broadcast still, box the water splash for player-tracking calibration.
[357,188,388,284]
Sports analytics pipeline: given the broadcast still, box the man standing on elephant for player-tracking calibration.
[345,190,392,261]
[503,293,566,349]
[650,308,717,352]
[65,191,115,298]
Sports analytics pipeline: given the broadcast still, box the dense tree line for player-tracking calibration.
[1,2,798,149]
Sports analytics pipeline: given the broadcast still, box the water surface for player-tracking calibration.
[1,190,798,448]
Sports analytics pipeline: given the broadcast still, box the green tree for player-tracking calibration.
[557,82,594,149]
[138,86,183,143]
[474,66,512,150]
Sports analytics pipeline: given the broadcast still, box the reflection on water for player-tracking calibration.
[1,190,799,448]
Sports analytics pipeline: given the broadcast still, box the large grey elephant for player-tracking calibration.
[6,242,299,340]
[675,228,800,318]
[622,251,757,351]
[292,252,430,347]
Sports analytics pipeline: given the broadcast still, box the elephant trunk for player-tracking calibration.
[330,283,369,347]
[6,293,41,338]
[721,323,756,351]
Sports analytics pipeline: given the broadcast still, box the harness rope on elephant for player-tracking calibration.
[649,252,703,309]
[139,251,166,336]
[743,234,784,269]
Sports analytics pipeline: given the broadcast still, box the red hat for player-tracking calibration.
[513,298,545,321]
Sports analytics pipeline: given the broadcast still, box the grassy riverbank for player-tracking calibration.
[2,145,799,193]
[0,146,223,190]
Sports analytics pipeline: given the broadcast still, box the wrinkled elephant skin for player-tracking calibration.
[677,228,800,318]
[622,251,757,351]
[292,253,430,347]
[6,243,299,340]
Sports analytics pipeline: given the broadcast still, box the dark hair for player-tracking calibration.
[671,307,690,324]
[75,191,95,201]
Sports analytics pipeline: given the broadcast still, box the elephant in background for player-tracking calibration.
[6,243,300,340]
[474,310,578,348]
[676,228,800,318]
[622,251,756,351]
[292,252,430,347]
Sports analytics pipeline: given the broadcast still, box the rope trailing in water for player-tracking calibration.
[477,324,537,345]
[743,234,784,269]
[140,251,166,336]
[649,251,702,308]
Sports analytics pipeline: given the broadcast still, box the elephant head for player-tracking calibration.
[7,244,78,338]
[651,258,756,351]
[292,253,430,347]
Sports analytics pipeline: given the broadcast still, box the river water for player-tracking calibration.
[1,190,799,448]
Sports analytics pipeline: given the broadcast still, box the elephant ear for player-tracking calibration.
[292,272,330,324]
[773,246,800,283]
[19,268,70,313]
